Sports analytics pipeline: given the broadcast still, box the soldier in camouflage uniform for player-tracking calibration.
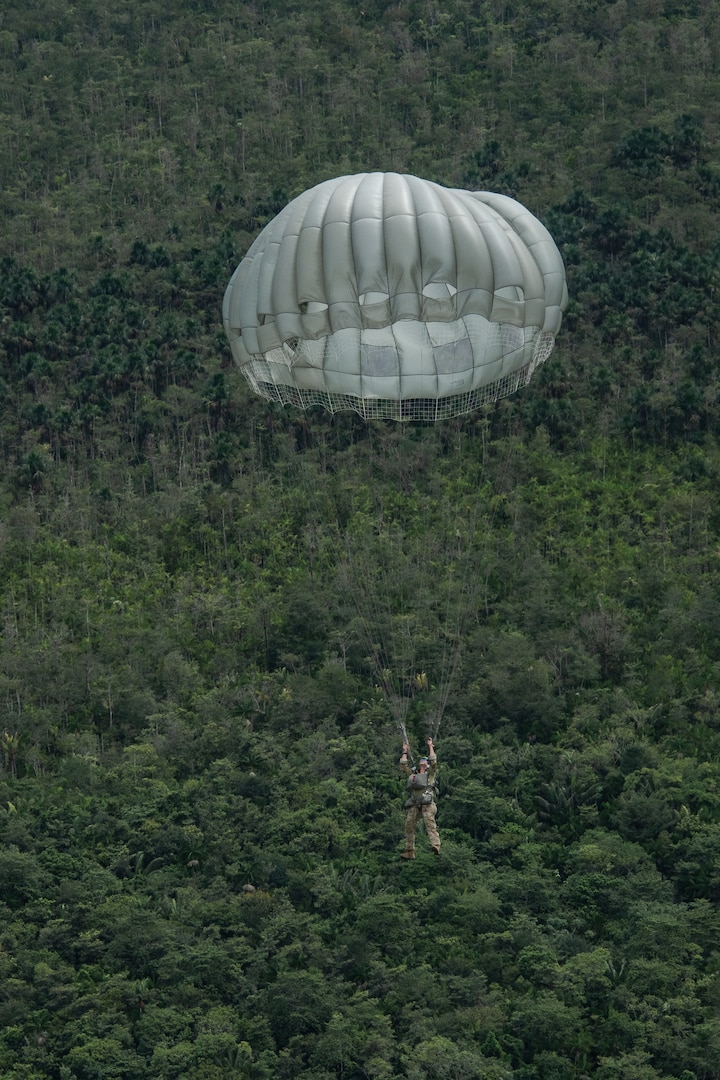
[399,737,440,859]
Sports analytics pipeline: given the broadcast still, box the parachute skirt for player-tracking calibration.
[236,316,556,421]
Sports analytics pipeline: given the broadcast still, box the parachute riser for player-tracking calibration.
[398,720,416,768]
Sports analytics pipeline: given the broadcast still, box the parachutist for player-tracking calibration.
[399,738,440,858]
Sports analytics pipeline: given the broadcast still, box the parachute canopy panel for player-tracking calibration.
[223,173,568,421]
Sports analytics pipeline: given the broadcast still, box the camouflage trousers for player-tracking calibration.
[404,801,440,853]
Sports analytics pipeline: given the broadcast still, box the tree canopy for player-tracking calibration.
[3,1,720,1077]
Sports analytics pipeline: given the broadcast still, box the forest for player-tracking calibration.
[3,0,720,1077]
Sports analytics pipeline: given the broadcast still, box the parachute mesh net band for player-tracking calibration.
[240,355,547,421]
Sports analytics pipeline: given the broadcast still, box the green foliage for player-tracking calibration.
[4,0,720,1077]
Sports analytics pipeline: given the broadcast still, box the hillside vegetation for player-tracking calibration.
[3,1,720,1078]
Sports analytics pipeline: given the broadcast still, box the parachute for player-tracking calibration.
[223,172,568,421]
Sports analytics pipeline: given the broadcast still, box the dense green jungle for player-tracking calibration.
[4,0,720,1077]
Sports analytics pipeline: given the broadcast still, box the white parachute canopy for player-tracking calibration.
[223,172,568,422]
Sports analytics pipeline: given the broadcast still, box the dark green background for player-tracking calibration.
[2,1,720,1076]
